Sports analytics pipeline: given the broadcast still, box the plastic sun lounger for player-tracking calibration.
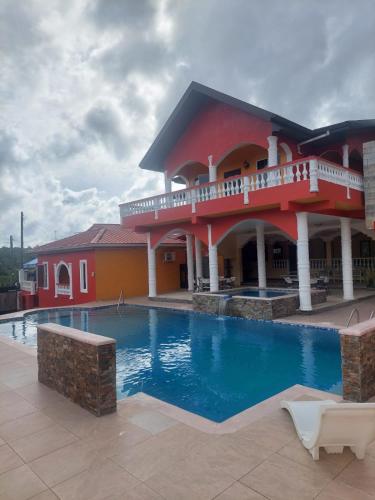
[281,399,375,460]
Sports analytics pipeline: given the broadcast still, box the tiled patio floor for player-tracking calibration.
[0,338,375,499]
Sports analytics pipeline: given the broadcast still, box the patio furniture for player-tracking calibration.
[281,399,375,460]
[197,277,210,292]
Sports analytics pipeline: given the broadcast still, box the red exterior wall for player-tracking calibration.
[37,250,96,308]
[164,102,274,177]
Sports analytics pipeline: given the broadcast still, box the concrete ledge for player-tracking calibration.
[37,323,117,416]
[339,319,375,402]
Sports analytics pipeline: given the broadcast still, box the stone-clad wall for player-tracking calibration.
[193,289,326,320]
[340,320,375,402]
[363,140,375,230]
[38,323,116,416]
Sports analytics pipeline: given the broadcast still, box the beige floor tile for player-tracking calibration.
[0,390,26,408]
[111,424,207,481]
[316,479,375,500]
[235,417,295,452]
[111,483,164,499]
[240,453,331,500]
[52,458,140,500]
[30,491,59,500]
[277,438,355,477]
[0,399,38,426]
[0,411,54,442]
[0,464,47,500]
[336,455,375,496]
[82,421,152,458]
[15,383,65,410]
[10,423,78,462]
[215,482,267,500]
[127,410,178,435]
[145,455,235,500]
[184,434,266,480]
[0,443,24,474]
[29,440,104,487]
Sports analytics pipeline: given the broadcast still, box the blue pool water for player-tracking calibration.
[0,306,341,422]
[231,289,292,298]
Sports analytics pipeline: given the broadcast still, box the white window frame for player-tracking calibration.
[42,262,49,289]
[79,259,88,293]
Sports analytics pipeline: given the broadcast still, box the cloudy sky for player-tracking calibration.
[1,0,375,246]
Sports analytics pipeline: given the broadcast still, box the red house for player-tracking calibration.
[120,82,375,311]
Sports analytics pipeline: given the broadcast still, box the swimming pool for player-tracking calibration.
[0,306,341,422]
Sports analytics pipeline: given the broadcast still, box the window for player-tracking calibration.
[79,260,88,293]
[37,263,49,289]
[224,168,241,179]
[194,174,209,185]
[256,158,268,170]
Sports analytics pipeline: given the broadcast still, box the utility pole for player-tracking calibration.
[9,235,13,259]
[20,211,24,268]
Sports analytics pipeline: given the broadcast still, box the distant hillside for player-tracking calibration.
[0,247,35,287]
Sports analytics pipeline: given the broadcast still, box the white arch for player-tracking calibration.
[54,260,73,299]
[168,160,208,180]
[279,142,292,162]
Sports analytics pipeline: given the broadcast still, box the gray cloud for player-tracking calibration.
[87,0,156,30]
[1,0,375,246]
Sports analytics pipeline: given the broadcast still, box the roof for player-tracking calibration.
[23,258,37,269]
[140,81,375,172]
[34,224,183,254]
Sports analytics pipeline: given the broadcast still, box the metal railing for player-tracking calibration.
[120,157,364,218]
[346,308,360,327]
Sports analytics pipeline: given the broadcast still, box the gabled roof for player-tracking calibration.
[34,224,182,254]
[140,81,375,172]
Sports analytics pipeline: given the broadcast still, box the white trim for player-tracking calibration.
[79,259,88,293]
[55,260,73,299]
[42,262,49,289]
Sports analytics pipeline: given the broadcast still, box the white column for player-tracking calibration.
[164,172,172,193]
[296,212,312,311]
[256,222,267,289]
[342,144,349,168]
[53,264,57,298]
[195,237,203,280]
[186,234,194,292]
[341,218,354,300]
[208,224,219,292]
[208,155,217,182]
[267,136,278,167]
[147,233,157,298]
[68,263,73,299]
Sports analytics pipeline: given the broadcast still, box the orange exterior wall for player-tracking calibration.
[95,246,186,300]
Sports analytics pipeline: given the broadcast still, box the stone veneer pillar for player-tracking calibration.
[340,218,354,301]
[38,323,116,416]
[186,234,194,292]
[195,237,203,280]
[208,224,219,292]
[340,320,375,402]
[147,233,157,298]
[256,222,267,289]
[296,212,312,311]
[363,141,375,230]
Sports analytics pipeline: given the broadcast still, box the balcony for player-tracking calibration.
[56,284,71,296]
[20,280,37,295]
[120,157,364,226]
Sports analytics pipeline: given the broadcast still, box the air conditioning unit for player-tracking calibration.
[164,251,176,263]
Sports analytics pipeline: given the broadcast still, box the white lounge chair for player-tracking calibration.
[281,399,375,460]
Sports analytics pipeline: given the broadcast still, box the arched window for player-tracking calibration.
[57,264,70,285]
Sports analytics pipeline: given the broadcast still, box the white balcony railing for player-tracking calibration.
[56,284,71,296]
[20,281,37,294]
[120,157,364,218]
